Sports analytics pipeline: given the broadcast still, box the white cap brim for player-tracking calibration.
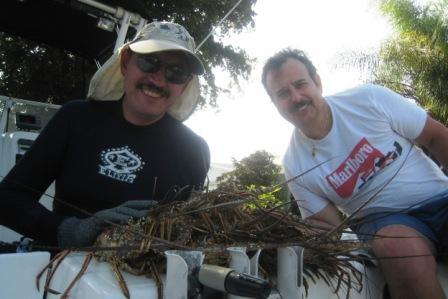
[130,40,204,75]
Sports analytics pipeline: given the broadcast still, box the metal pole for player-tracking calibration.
[195,0,244,52]
[114,11,131,53]
[76,0,117,15]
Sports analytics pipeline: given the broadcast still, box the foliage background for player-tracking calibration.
[0,0,257,106]
[335,0,448,125]
[215,150,291,208]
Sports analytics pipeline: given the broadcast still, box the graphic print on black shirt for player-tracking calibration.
[98,146,146,183]
[326,138,402,198]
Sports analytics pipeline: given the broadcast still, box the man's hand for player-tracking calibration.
[57,200,157,248]
[306,203,342,232]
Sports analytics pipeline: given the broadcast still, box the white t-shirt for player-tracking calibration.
[283,84,448,219]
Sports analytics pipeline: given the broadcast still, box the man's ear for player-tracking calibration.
[120,48,131,75]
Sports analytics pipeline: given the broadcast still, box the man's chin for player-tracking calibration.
[136,110,166,125]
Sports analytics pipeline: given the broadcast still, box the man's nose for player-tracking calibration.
[150,67,168,85]
[289,87,303,103]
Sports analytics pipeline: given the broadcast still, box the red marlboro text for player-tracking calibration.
[326,138,384,198]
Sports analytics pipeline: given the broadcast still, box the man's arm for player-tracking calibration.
[0,103,74,245]
[306,202,342,231]
[414,116,448,170]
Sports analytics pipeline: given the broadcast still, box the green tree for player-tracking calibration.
[215,150,289,206]
[0,34,96,105]
[335,0,448,124]
[0,0,257,106]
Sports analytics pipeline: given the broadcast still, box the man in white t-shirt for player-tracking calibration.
[261,48,448,299]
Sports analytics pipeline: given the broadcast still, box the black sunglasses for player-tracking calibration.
[135,54,192,84]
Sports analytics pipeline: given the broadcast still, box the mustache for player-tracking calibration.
[138,81,170,98]
[289,100,311,113]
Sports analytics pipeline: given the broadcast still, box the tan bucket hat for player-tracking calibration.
[88,21,204,121]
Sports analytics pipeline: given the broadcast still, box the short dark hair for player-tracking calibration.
[261,48,318,94]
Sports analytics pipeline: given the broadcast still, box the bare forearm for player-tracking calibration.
[415,117,448,170]
[426,138,448,170]
[306,203,342,233]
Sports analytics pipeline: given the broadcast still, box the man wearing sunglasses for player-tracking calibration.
[0,21,210,249]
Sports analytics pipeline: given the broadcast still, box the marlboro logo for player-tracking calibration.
[325,138,401,198]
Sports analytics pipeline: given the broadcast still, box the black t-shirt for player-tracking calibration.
[0,99,210,244]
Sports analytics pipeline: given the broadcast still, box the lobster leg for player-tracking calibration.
[60,252,94,299]
[111,256,131,299]
[36,249,71,295]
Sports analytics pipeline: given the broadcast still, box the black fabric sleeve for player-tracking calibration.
[172,136,210,202]
[198,137,211,187]
[0,103,74,245]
